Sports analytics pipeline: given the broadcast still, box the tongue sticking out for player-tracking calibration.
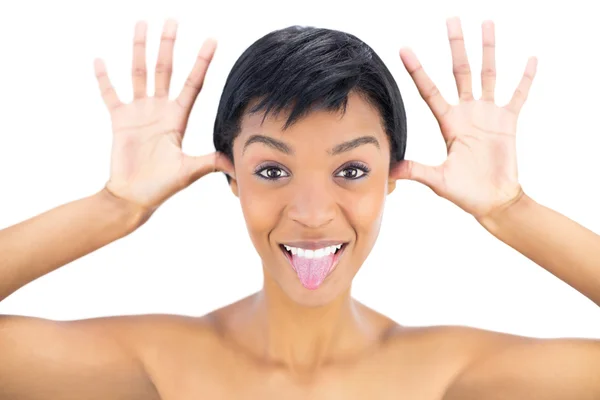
[290,252,336,290]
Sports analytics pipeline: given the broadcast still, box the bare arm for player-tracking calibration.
[0,18,232,400]
[441,194,600,398]
[0,190,158,399]
[0,188,144,302]
[480,193,600,307]
[443,338,600,400]
[397,17,600,398]
[0,315,161,400]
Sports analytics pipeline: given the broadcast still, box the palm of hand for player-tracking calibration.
[94,20,232,213]
[396,18,537,219]
[107,99,188,209]
[437,101,519,216]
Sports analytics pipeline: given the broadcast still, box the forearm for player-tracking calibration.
[479,193,600,307]
[0,188,147,302]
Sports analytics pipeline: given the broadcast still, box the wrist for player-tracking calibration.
[96,186,154,233]
[476,189,534,235]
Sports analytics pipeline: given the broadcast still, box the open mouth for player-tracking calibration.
[278,242,348,290]
[279,243,346,260]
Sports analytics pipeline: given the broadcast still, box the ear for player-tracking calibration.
[229,175,239,198]
[387,162,400,195]
[215,153,238,197]
[387,176,397,195]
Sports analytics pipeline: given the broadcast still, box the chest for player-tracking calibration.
[153,357,452,400]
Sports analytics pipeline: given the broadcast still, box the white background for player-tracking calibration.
[0,0,598,338]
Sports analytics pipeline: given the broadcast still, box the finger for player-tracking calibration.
[94,58,122,111]
[481,20,496,101]
[175,38,217,111]
[505,57,538,115]
[390,160,443,191]
[132,21,148,99]
[154,19,178,98]
[400,47,451,120]
[181,151,235,185]
[447,17,474,101]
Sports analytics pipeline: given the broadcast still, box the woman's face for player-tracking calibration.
[230,93,396,306]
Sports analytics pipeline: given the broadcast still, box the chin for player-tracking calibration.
[279,277,349,307]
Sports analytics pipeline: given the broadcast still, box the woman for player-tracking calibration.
[0,16,599,399]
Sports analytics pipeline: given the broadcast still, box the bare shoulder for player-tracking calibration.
[384,324,600,399]
[116,312,228,366]
[441,327,600,399]
[0,313,213,400]
[384,323,532,367]
[370,325,525,394]
[108,312,236,397]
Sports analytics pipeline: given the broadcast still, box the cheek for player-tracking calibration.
[341,175,388,242]
[238,179,281,243]
[347,189,386,232]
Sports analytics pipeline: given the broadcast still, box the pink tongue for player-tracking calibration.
[291,252,335,290]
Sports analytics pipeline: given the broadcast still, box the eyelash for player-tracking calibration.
[254,161,371,181]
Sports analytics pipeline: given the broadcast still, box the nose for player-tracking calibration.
[286,180,336,229]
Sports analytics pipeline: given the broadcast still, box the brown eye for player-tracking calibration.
[257,166,290,180]
[340,168,359,179]
[335,162,369,180]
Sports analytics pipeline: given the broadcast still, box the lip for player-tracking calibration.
[279,240,348,250]
[279,242,349,275]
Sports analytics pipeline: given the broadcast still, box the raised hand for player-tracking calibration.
[94,20,233,217]
[394,17,537,219]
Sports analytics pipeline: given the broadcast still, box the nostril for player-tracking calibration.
[289,215,336,229]
[287,200,337,229]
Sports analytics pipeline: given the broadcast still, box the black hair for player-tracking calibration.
[213,25,407,183]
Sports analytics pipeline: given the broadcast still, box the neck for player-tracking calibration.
[222,273,384,374]
[261,277,358,369]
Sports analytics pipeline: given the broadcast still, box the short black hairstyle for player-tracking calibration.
[213,26,407,182]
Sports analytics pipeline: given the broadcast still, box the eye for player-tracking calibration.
[335,161,370,180]
[255,164,290,180]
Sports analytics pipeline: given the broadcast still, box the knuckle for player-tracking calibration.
[196,54,210,65]
[132,67,147,77]
[514,89,527,100]
[184,77,202,91]
[481,88,495,99]
[481,67,496,78]
[453,63,471,75]
[409,64,423,76]
[155,63,172,74]
[423,86,440,100]
[175,97,187,110]
[160,35,176,42]
[101,86,115,96]
[440,104,452,119]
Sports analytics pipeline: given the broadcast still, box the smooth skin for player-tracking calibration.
[0,17,599,400]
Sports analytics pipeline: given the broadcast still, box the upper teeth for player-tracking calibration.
[283,244,342,259]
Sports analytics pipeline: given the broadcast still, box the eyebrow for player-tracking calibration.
[243,135,293,155]
[242,134,380,155]
[329,135,380,155]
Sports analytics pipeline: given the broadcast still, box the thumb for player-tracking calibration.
[391,160,444,191]
[180,152,235,186]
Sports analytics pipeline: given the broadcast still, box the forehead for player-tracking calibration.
[236,92,387,145]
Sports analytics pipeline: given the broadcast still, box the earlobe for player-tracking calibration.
[229,176,239,198]
[387,178,396,195]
